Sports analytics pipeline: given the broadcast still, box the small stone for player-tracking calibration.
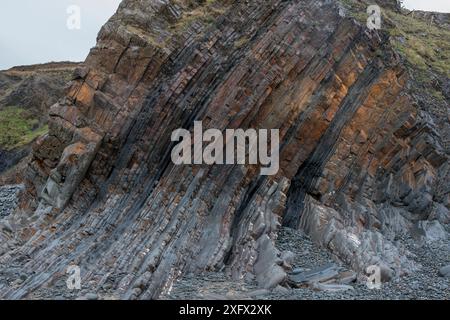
[273,285,290,294]
[247,289,269,297]
[438,265,450,278]
[337,271,357,284]
[288,263,341,286]
[312,282,354,292]
[280,250,295,269]
[102,283,113,290]
[85,293,98,300]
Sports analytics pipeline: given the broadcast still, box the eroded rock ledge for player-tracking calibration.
[0,0,448,299]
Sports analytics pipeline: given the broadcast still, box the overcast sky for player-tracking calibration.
[0,0,121,70]
[402,0,450,12]
[0,0,449,70]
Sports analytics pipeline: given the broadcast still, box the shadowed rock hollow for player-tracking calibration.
[0,0,448,299]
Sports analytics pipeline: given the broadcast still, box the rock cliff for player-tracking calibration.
[0,0,448,299]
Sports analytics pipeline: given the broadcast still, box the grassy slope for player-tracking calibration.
[0,106,48,150]
[0,63,77,151]
[169,0,228,33]
[341,0,450,75]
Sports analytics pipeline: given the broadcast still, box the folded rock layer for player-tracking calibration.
[0,0,448,299]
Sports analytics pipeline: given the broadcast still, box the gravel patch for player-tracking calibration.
[0,184,23,218]
[164,227,450,300]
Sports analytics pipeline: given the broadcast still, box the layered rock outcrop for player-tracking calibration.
[0,0,448,299]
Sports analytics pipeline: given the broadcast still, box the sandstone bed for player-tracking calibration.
[0,0,448,299]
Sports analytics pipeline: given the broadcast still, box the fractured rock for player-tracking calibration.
[417,220,448,242]
[0,0,447,300]
[287,263,342,287]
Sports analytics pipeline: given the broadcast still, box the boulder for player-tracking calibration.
[439,265,450,278]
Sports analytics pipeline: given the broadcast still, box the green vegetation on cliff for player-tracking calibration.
[170,0,228,34]
[341,0,450,78]
[0,106,48,150]
[386,11,450,77]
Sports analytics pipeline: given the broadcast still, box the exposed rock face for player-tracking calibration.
[0,62,79,173]
[0,0,448,299]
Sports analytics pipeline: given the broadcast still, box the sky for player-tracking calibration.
[402,0,450,12]
[0,0,449,71]
[0,0,122,70]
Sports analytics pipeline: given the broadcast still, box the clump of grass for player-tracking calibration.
[170,0,227,34]
[0,106,48,150]
[340,0,367,24]
[385,10,450,77]
[234,36,250,49]
[340,0,450,77]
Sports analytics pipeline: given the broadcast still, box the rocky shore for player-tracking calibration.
[164,228,450,300]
